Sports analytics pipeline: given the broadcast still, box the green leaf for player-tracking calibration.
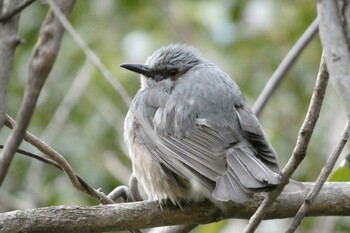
[328,161,350,182]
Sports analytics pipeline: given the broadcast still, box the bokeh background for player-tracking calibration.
[1,0,349,232]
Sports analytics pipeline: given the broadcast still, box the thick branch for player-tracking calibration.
[0,183,348,233]
[318,0,350,114]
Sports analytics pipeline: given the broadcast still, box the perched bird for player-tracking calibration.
[121,44,280,206]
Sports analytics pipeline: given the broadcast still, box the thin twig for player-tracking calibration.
[243,57,329,233]
[0,145,61,170]
[253,18,319,117]
[4,114,114,204]
[0,0,36,22]
[286,120,350,233]
[318,0,350,114]
[0,0,75,186]
[0,143,115,206]
[46,0,132,107]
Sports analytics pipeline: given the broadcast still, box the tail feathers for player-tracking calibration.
[212,145,281,203]
[228,146,280,185]
[227,153,269,189]
[213,171,252,202]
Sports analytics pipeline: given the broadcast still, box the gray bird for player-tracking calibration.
[121,44,280,206]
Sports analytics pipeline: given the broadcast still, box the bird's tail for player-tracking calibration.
[213,144,280,202]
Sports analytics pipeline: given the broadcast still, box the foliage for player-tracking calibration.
[329,160,350,182]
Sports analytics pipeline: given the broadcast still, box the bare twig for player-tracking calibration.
[4,114,114,204]
[47,0,132,107]
[0,0,76,186]
[318,0,350,114]
[0,142,106,202]
[0,145,61,170]
[253,18,319,117]
[243,57,329,233]
[0,0,22,129]
[0,0,36,22]
[286,120,350,233]
[1,182,349,233]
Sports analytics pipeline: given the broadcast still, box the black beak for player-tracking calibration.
[120,63,154,77]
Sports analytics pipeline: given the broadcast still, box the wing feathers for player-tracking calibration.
[235,105,280,172]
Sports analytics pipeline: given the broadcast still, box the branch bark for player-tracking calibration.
[0,182,348,233]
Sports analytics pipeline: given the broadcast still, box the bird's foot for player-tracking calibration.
[108,173,143,202]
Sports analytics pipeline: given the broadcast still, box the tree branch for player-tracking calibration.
[0,0,36,22]
[318,0,350,114]
[4,114,114,205]
[287,120,350,232]
[0,0,75,186]
[0,182,349,233]
[244,56,329,232]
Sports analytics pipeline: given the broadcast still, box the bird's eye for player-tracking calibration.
[168,68,178,76]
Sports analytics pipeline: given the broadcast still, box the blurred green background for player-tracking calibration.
[1,0,349,232]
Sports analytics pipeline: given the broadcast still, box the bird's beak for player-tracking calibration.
[120,63,154,78]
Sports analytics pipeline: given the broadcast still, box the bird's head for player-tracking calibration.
[121,44,205,85]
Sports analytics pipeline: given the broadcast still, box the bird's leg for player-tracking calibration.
[108,173,143,202]
[128,173,143,201]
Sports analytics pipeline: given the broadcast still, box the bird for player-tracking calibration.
[121,43,281,206]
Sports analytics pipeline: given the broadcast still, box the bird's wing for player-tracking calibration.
[134,65,280,202]
[235,105,280,172]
